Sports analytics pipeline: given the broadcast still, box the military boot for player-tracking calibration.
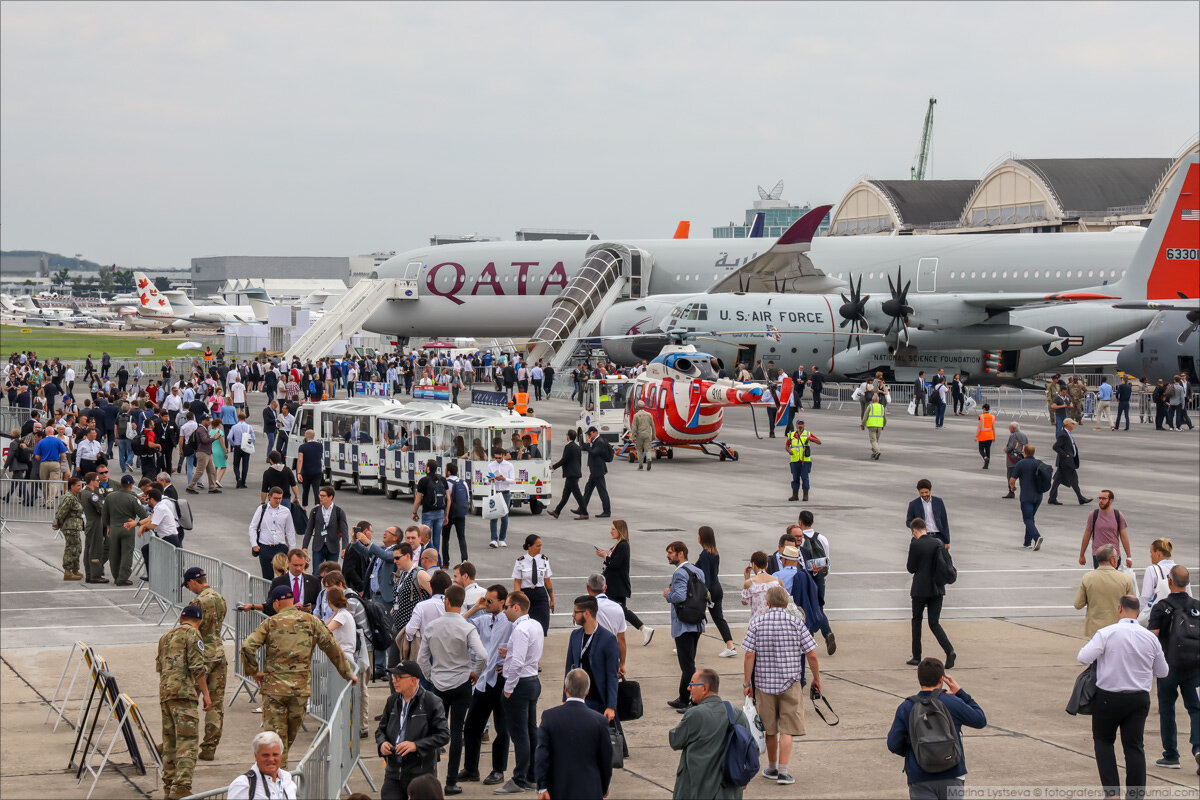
[802,490,809,502]
[63,570,82,581]
[788,490,799,502]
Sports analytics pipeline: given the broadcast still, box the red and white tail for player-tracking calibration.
[1117,154,1199,301]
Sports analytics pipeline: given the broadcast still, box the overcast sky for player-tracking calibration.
[2,1,1197,267]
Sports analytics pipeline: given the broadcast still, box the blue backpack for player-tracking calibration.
[721,701,760,788]
[450,478,470,514]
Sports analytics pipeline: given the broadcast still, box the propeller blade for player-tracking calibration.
[839,293,849,305]
[1179,324,1198,345]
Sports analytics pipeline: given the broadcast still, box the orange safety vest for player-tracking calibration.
[521,427,539,445]
[203,349,213,362]
[514,392,529,415]
[976,412,996,441]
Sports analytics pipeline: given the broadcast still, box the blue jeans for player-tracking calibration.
[790,460,812,492]
[421,510,444,563]
[118,439,133,471]
[1115,401,1130,430]
[1157,667,1200,762]
[502,676,541,787]
[183,453,196,481]
[813,573,833,637]
[934,403,946,427]
[1055,414,1066,437]
[1020,498,1041,546]
[266,432,276,456]
[489,492,511,542]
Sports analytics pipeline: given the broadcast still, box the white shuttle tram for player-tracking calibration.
[575,376,635,444]
[378,392,461,497]
[320,399,407,492]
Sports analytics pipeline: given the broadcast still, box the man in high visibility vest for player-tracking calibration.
[860,394,887,460]
[785,420,822,502]
[976,403,997,469]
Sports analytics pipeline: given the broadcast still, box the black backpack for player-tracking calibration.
[132,429,151,456]
[799,531,829,579]
[1163,596,1200,670]
[425,476,447,511]
[351,590,393,652]
[674,566,709,625]
[934,544,958,586]
[907,690,963,773]
[1033,460,1053,494]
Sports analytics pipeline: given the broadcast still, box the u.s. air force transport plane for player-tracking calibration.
[600,156,1199,384]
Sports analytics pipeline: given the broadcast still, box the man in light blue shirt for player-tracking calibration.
[1095,377,1114,429]
[772,546,802,595]
[226,411,255,489]
[664,541,706,710]
[461,586,513,785]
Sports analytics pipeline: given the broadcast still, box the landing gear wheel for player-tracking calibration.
[666,449,674,460]
[719,451,727,461]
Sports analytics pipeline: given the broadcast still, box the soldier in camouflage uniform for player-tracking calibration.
[1068,376,1086,423]
[52,477,85,580]
[80,471,109,583]
[183,567,227,760]
[240,584,358,767]
[1045,378,1061,423]
[156,605,212,800]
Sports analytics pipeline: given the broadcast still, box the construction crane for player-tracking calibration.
[910,97,937,180]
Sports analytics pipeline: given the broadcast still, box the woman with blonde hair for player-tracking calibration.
[594,519,654,645]
[1142,538,1193,609]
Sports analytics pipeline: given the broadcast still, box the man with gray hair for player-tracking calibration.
[535,669,612,800]
[1074,544,1136,637]
[1001,422,1028,499]
[226,731,297,798]
[1148,565,1200,773]
[630,399,656,470]
[586,573,628,674]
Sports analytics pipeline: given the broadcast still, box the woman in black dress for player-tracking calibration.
[595,520,654,645]
[696,525,737,657]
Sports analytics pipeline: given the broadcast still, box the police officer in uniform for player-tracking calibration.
[52,477,85,581]
[513,535,554,635]
[785,420,822,502]
[861,394,887,460]
[240,584,358,767]
[630,400,656,470]
[157,604,212,800]
[81,471,109,583]
[183,566,227,761]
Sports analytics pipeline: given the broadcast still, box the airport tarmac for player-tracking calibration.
[2,388,1197,798]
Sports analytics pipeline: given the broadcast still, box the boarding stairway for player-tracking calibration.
[285,278,407,362]
[527,245,651,372]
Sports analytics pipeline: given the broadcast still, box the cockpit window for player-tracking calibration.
[679,302,709,322]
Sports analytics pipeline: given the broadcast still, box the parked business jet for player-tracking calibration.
[134,273,255,327]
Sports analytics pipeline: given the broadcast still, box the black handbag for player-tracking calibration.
[609,722,624,769]
[616,677,643,721]
[1066,663,1097,716]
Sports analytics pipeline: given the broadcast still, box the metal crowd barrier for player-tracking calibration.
[293,673,372,800]
[306,651,336,726]
[0,406,36,433]
[0,478,62,531]
[179,789,226,800]
[230,608,267,705]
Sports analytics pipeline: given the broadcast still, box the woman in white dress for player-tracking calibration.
[324,587,358,662]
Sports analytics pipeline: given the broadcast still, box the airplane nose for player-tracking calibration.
[1115,341,1141,379]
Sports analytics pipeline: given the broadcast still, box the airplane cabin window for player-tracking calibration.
[1120,270,1126,278]
[1056,271,1062,278]
[1023,271,1029,278]
[1033,271,1039,278]
[1088,270,1094,278]
[1002,272,1008,279]
[971,272,977,279]
[992,272,998,279]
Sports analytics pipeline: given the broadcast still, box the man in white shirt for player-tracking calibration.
[135,488,181,578]
[586,573,628,675]
[231,379,247,411]
[796,511,837,655]
[461,586,514,786]
[162,387,183,415]
[418,584,486,795]
[64,365,76,397]
[486,449,516,548]
[403,571,450,652]
[75,428,105,475]
[453,563,485,610]
[247,488,296,579]
[227,411,255,489]
[178,412,199,483]
[1077,594,1169,796]
[227,730,297,799]
[498,590,543,794]
[277,406,296,456]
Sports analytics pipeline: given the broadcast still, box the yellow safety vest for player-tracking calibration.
[865,403,886,428]
[787,430,811,462]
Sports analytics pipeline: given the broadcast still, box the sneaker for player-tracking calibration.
[488,541,498,549]
[1155,757,1180,769]
[1033,537,1044,551]
[493,779,528,794]
[1022,544,1033,550]
[499,541,508,547]
[641,626,654,646]
[718,647,737,658]
[777,772,796,785]
[761,767,779,780]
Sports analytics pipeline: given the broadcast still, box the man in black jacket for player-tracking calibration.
[302,485,349,569]
[547,429,585,519]
[377,661,451,800]
[906,519,955,669]
[1048,418,1092,506]
[266,549,321,615]
[576,427,612,519]
[535,669,612,800]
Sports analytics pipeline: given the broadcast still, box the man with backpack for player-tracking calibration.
[668,668,754,800]
[797,511,836,655]
[742,585,820,786]
[663,541,707,713]
[412,460,447,566]
[1147,565,1200,774]
[1078,490,1132,569]
[886,657,987,799]
[1011,443,1052,551]
[443,463,470,564]
[907,520,956,669]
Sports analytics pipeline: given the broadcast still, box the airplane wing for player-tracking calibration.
[706,205,843,294]
[948,290,1121,314]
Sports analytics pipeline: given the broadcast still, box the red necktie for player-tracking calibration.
[293,576,301,604]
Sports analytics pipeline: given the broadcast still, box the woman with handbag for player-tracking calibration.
[594,520,654,646]
[696,526,738,658]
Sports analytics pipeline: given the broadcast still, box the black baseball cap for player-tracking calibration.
[387,660,424,680]
[182,567,206,586]
[268,585,294,604]
[181,604,203,620]
[120,474,135,486]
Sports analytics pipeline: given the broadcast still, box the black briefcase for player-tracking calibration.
[616,677,643,721]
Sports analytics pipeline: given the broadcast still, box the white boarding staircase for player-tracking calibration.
[527,247,647,373]
[285,278,404,362]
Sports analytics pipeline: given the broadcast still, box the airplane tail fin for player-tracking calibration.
[673,221,690,239]
[135,271,174,317]
[165,291,195,309]
[748,212,765,239]
[1114,154,1198,302]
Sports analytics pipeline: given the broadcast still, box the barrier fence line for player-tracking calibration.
[230,608,266,706]
[0,478,67,531]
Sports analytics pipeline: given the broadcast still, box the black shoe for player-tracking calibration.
[185,488,199,495]
[1047,500,1063,505]
[667,698,689,709]
[456,771,481,783]
[374,713,383,721]
[905,657,921,666]
[945,652,956,669]
[596,513,611,518]
[1079,497,1093,505]
[483,772,506,786]
[444,785,463,796]
[1001,492,1015,499]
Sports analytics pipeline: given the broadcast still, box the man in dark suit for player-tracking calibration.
[792,365,808,410]
[547,429,585,519]
[341,521,371,595]
[906,519,955,669]
[266,548,321,615]
[905,478,951,548]
[262,401,279,458]
[302,485,349,569]
[564,596,620,720]
[535,669,613,800]
[809,365,824,409]
[377,661,451,800]
[1048,418,1092,506]
[576,427,612,519]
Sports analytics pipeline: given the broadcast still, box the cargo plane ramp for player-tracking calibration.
[284,278,407,362]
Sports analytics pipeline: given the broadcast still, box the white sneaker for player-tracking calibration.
[488,541,498,549]
[499,541,508,547]
[672,648,677,654]
[718,647,737,658]
[641,626,654,646]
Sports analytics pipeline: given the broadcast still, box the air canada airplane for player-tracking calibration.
[133,272,255,328]
[601,156,1199,384]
